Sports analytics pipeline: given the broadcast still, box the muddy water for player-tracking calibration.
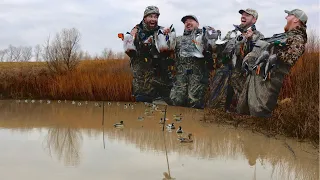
[0,100,318,180]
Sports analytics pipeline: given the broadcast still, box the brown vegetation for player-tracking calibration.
[0,59,134,101]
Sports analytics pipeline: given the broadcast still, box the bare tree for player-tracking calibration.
[115,51,126,59]
[80,50,91,60]
[12,46,22,62]
[101,48,115,59]
[101,48,109,59]
[6,45,15,62]
[0,49,8,62]
[42,28,82,74]
[21,46,33,62]
[34,44,42,62]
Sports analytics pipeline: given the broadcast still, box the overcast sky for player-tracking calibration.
[0,0,319,56]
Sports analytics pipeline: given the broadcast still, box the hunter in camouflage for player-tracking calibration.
[237,9,308,117]
[207,8,264,111]
[170,15,215,109]
[128,6,173,103]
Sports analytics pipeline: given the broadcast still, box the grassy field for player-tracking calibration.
[0,59,134,101]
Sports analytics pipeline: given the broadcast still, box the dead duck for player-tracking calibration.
[113,121,124,128]
[176,126,183,134]
[178,133,193,143]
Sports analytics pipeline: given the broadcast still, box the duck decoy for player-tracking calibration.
[178,133,193,143]
[174,116,182,121]
[173,113,182,117]
[114,121,124,128]
[166,123,175,129]
[176,126,183,134]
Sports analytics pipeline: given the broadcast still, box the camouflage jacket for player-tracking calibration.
[175,28,203,59]
[275,26,307,67]
[221,27,264,69]
[130,21,165,61]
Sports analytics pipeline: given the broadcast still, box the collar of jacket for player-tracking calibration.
[183,28,201,35]
[286,25,308,43]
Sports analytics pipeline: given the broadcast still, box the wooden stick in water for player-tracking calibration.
[102,101,105,125]
[162,105,167,131]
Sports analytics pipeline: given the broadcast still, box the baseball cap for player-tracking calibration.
[285,9,308,25]
[181,15,198,23]
[144,6,160,18]
[239,8,258,19]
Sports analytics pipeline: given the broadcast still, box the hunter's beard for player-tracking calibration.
[284,20,294,32]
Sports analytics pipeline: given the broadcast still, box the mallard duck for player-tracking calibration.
[166,123,175,129]
[173,113,182,117]
[176,126,183,133]
[178,133,193,143]
[138,116,144,121]
[114,121,124,128]
[174,116,182,121]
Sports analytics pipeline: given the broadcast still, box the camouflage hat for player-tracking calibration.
[285,9,308,25]
[239,8,258,19]
[143,6,160,18]
[181,15,199,23]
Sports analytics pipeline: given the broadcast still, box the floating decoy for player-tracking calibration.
[166,123,175,129]
[114,121,124,128]
[178,133,193,143]
[138,117,144,121]
[176,126,183,134]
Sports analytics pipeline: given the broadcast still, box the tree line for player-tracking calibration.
[0,28,128,63]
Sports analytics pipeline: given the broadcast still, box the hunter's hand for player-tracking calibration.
[163,27,170,35]
[244,28,253,39]
[130,27,137,36]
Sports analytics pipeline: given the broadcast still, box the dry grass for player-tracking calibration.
[0,59,134,101]
[205,31,319,145]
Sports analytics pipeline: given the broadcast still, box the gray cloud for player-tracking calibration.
[0,0,318,55]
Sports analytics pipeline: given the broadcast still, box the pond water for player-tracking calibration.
[0,100,318,180]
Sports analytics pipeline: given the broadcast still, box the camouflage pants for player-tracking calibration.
[170,59,208,109]
[225,68,246,111]
[237,61,289,117]
[206,65,231,109]
[131,60,172,102]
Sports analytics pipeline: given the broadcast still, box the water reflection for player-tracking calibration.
[0,100,318,180]
[44,127,82,166]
